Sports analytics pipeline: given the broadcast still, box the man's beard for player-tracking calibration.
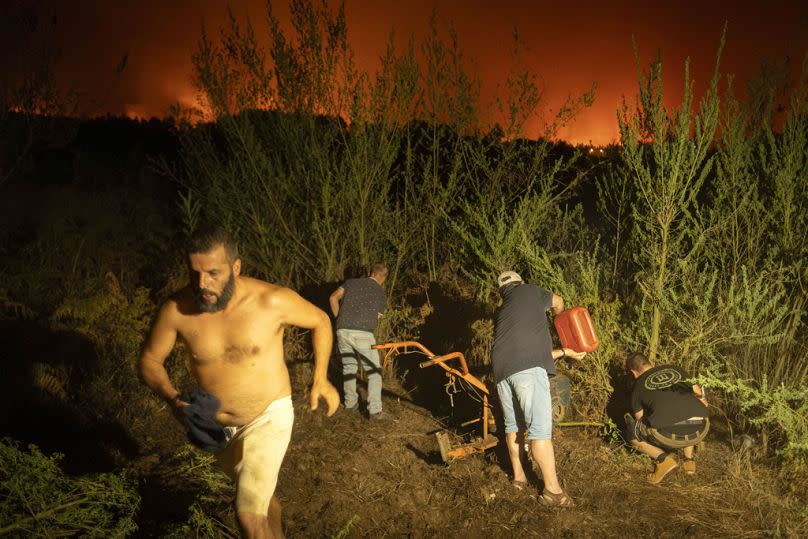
[194,271,235,313]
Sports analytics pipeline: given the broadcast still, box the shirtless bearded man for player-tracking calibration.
[139,226,339,538]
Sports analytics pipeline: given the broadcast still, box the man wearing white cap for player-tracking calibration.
[492,271,583,507]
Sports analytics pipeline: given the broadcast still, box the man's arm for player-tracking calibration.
[552,348,586,361]
[139,301,183,406]
[630,386,644,421]
[329,287,344,318]
[276,287,339,416]
[551,293,564,315]
[377,290,388,320]
[692,384,709,407]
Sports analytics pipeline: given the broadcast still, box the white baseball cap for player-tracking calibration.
[497,271,523,287]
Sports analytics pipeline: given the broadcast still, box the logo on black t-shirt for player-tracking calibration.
[644,368,682,390]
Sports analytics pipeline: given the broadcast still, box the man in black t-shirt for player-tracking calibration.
[492,271,585,508]
[329,263,388,419]
[626,352,709,483]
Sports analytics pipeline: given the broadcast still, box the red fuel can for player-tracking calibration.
[553,306,599,353]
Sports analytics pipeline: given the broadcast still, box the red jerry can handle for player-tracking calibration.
[553,306,600,353]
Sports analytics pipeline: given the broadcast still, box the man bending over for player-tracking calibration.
[492,271,585,507]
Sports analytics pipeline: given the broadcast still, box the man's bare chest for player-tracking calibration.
[178,314,280,367]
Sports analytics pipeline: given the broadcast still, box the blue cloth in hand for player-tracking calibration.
[179,389,228,453]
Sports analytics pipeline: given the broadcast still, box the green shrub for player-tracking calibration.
[0,440,140,537]
[159,445,237,538]
[693,372,808,477]
[617,32,724,363]
[49,273,163,424]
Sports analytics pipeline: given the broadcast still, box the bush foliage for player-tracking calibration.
[0,440,140,537]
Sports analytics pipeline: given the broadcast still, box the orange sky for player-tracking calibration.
[4,0,806,144]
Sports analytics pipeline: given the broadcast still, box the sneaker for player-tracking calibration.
[368,411,389,421]
[682,458,696,475]
[647,453,678,484]
[342,403,359,413]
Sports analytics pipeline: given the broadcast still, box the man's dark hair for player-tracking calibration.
[370,262,388,277]
[186,225,239,262]
[626,352,651,372]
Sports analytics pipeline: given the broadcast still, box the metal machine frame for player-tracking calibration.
[372,340,498,462]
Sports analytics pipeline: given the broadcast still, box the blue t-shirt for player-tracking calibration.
[335,277,387,332]
[492,283,555,383]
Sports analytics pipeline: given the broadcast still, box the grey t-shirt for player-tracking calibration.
[491,283,555,383]
[335,277,387,332]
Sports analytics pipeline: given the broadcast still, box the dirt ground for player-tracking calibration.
[128,359,807,539]
[2,311,803,538]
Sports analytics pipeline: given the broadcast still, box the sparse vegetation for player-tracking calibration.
[0,440,140,537]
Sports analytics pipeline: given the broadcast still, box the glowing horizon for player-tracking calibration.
[4,1,803,145]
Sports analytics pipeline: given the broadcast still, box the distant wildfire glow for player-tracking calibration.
[6,0,802,145]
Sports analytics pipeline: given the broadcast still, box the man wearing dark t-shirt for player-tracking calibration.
[626,353,709,483]
[329,263,388,419]
[492,271,584,508]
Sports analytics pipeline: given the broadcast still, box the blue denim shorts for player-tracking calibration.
[496,366,552,440]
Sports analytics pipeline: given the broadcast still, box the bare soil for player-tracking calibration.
[128,361,806,538]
